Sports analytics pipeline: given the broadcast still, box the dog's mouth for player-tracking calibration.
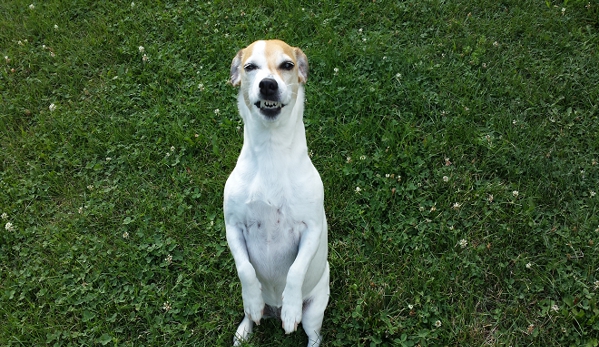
[254,100,285,117]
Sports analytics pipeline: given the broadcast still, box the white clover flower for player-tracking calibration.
[551,304,559,312]
[434,320,442,328]
[198,83,205,91]
[29,4,35,10]
[131,2,135,7]
[359,155,366,160]
[122,231,130,239]
[594,281,599,290]
[138,46,145,53]
[1,213,7,220]
[162,301,171,312]
[590,191,596,197]
[452,202,462,209]
[513,190,519,198]
[355,186,361,193]
[333,67,339,75]
[5,222,15,231]
[493,41,499,47]
[346,156,352,163]
[49,103,56,112]
[165,254,173,264]
[4,56,9,63]
[54,24,58,30]
[458,239,468,248]
[443,176,449,182]
[408,304,414,310]
[526,262,532,269]
[142,54,148,63]
[170,146,175,152]
[214,109,220,115]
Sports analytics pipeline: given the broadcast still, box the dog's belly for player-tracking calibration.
[243,200,302,306]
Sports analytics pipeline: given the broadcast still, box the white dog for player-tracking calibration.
[224,40,329,347]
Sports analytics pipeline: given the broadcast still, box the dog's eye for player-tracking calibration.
[280,61,294,71]
[244,63,258,72]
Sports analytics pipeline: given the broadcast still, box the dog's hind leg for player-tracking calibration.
[233,315,254,346]
[301,262,330,347]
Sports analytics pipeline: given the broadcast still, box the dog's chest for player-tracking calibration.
[242,199,302,277]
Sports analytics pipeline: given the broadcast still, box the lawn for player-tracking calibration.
[1,0,598,346]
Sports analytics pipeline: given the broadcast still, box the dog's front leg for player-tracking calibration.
[226,222,264,327]
[281,221,323,334]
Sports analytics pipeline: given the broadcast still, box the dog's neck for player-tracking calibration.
[238,87,308,163]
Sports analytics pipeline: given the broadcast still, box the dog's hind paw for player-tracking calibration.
[233,316,254,346]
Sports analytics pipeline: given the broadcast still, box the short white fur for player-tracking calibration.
[225,40,329,347]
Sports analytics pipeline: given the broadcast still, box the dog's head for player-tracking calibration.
[230,40,308,120]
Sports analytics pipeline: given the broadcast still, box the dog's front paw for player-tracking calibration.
[281,289,302,334]
[242,283,264,324]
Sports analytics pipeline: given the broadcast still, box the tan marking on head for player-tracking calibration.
[263,40,296,75]
[239,41,260,66]
[231,40,308,87]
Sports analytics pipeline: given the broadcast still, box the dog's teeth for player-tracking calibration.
[260,101,280,109]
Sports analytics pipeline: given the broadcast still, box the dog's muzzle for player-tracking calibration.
[254,78,285,117]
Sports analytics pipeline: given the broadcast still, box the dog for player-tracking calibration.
[224,40,329,347]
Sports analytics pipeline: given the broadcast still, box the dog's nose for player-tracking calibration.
[259,78,278,97]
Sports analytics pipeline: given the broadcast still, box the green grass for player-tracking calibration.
[1,0,598,346]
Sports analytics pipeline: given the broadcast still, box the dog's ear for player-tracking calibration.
[230,49,243,86]
[294,48,309,84]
